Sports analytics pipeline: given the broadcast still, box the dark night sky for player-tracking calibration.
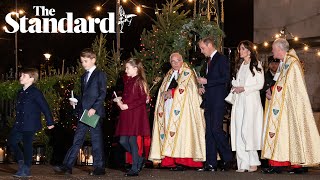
[0,0,253,75]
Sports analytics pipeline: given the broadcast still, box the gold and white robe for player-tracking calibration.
[148,63,206,163]
[261,49,320,166]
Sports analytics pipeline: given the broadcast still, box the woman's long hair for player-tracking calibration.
[235,40,262,76]
[125,58,149,96]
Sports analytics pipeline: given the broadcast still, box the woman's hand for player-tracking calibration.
[232,86,245,94]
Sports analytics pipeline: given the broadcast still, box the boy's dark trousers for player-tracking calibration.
[8,127,35,167]
[62,120,105,170]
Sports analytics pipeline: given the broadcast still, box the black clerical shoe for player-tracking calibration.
[89,168,106,176]
[261,167,283,174]
[125,170,139,177]
[53,165,72,175]
[197,164,217,172]
[287,167,308,174]
[170,165,185,171]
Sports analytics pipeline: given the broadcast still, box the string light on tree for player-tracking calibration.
[96,6,102,11]
[18,9,25,15]
[253,45,257,50]
[264,26,320,57]
[136,5,142,13]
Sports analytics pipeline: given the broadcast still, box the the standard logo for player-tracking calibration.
[4,6,136,33]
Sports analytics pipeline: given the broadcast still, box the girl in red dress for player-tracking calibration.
[114,58,150,176]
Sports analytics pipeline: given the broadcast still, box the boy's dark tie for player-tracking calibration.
[84,71,89,85]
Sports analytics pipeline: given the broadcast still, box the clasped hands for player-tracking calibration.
[113,97,128,110]
[231,78,244,94]
[232,86,245,94]
[266,88,272,100]
[162,91,172,100]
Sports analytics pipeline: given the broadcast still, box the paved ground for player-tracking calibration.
[1,164,320,180]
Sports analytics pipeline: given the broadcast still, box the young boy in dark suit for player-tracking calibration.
[53,48,107,176]
[8,68,55,177]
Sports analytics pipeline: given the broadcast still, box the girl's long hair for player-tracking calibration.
[235,40,262,76]
[125,58,149,96]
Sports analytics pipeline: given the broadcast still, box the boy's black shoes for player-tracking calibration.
[53,165,72,175]
[89,168,106,176]
[125,170,139,177]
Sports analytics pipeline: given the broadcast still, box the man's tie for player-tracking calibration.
[206,57,212,74]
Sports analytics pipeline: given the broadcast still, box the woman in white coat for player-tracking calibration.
[230,40,264,172]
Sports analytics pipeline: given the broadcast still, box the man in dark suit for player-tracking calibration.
[260,56,280,108]
[53,48,107,176]
[197,36,233,171]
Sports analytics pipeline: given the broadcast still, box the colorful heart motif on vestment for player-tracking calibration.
[277,86,282,92]
[269,132,275,138]
[174,110,180,115]
[284,64,289,69]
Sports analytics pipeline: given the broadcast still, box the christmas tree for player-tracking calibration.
[134,0,224,97]
[134,0,190,96]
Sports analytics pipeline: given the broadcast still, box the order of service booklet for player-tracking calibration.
[79,109,100,128]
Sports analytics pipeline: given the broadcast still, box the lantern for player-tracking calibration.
[77,142,93,166]
[33,144,45,165]
[0,145,7,164]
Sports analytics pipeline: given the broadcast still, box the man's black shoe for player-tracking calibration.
[53,166,72,175]
[170,165,185,171]
[220,162,232,171]
[89,168,106,176]
[262,167,283,174]
[197,164,217,172]
[125,170,139,177]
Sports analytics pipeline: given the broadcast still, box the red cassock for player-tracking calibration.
[269,160,301,168]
